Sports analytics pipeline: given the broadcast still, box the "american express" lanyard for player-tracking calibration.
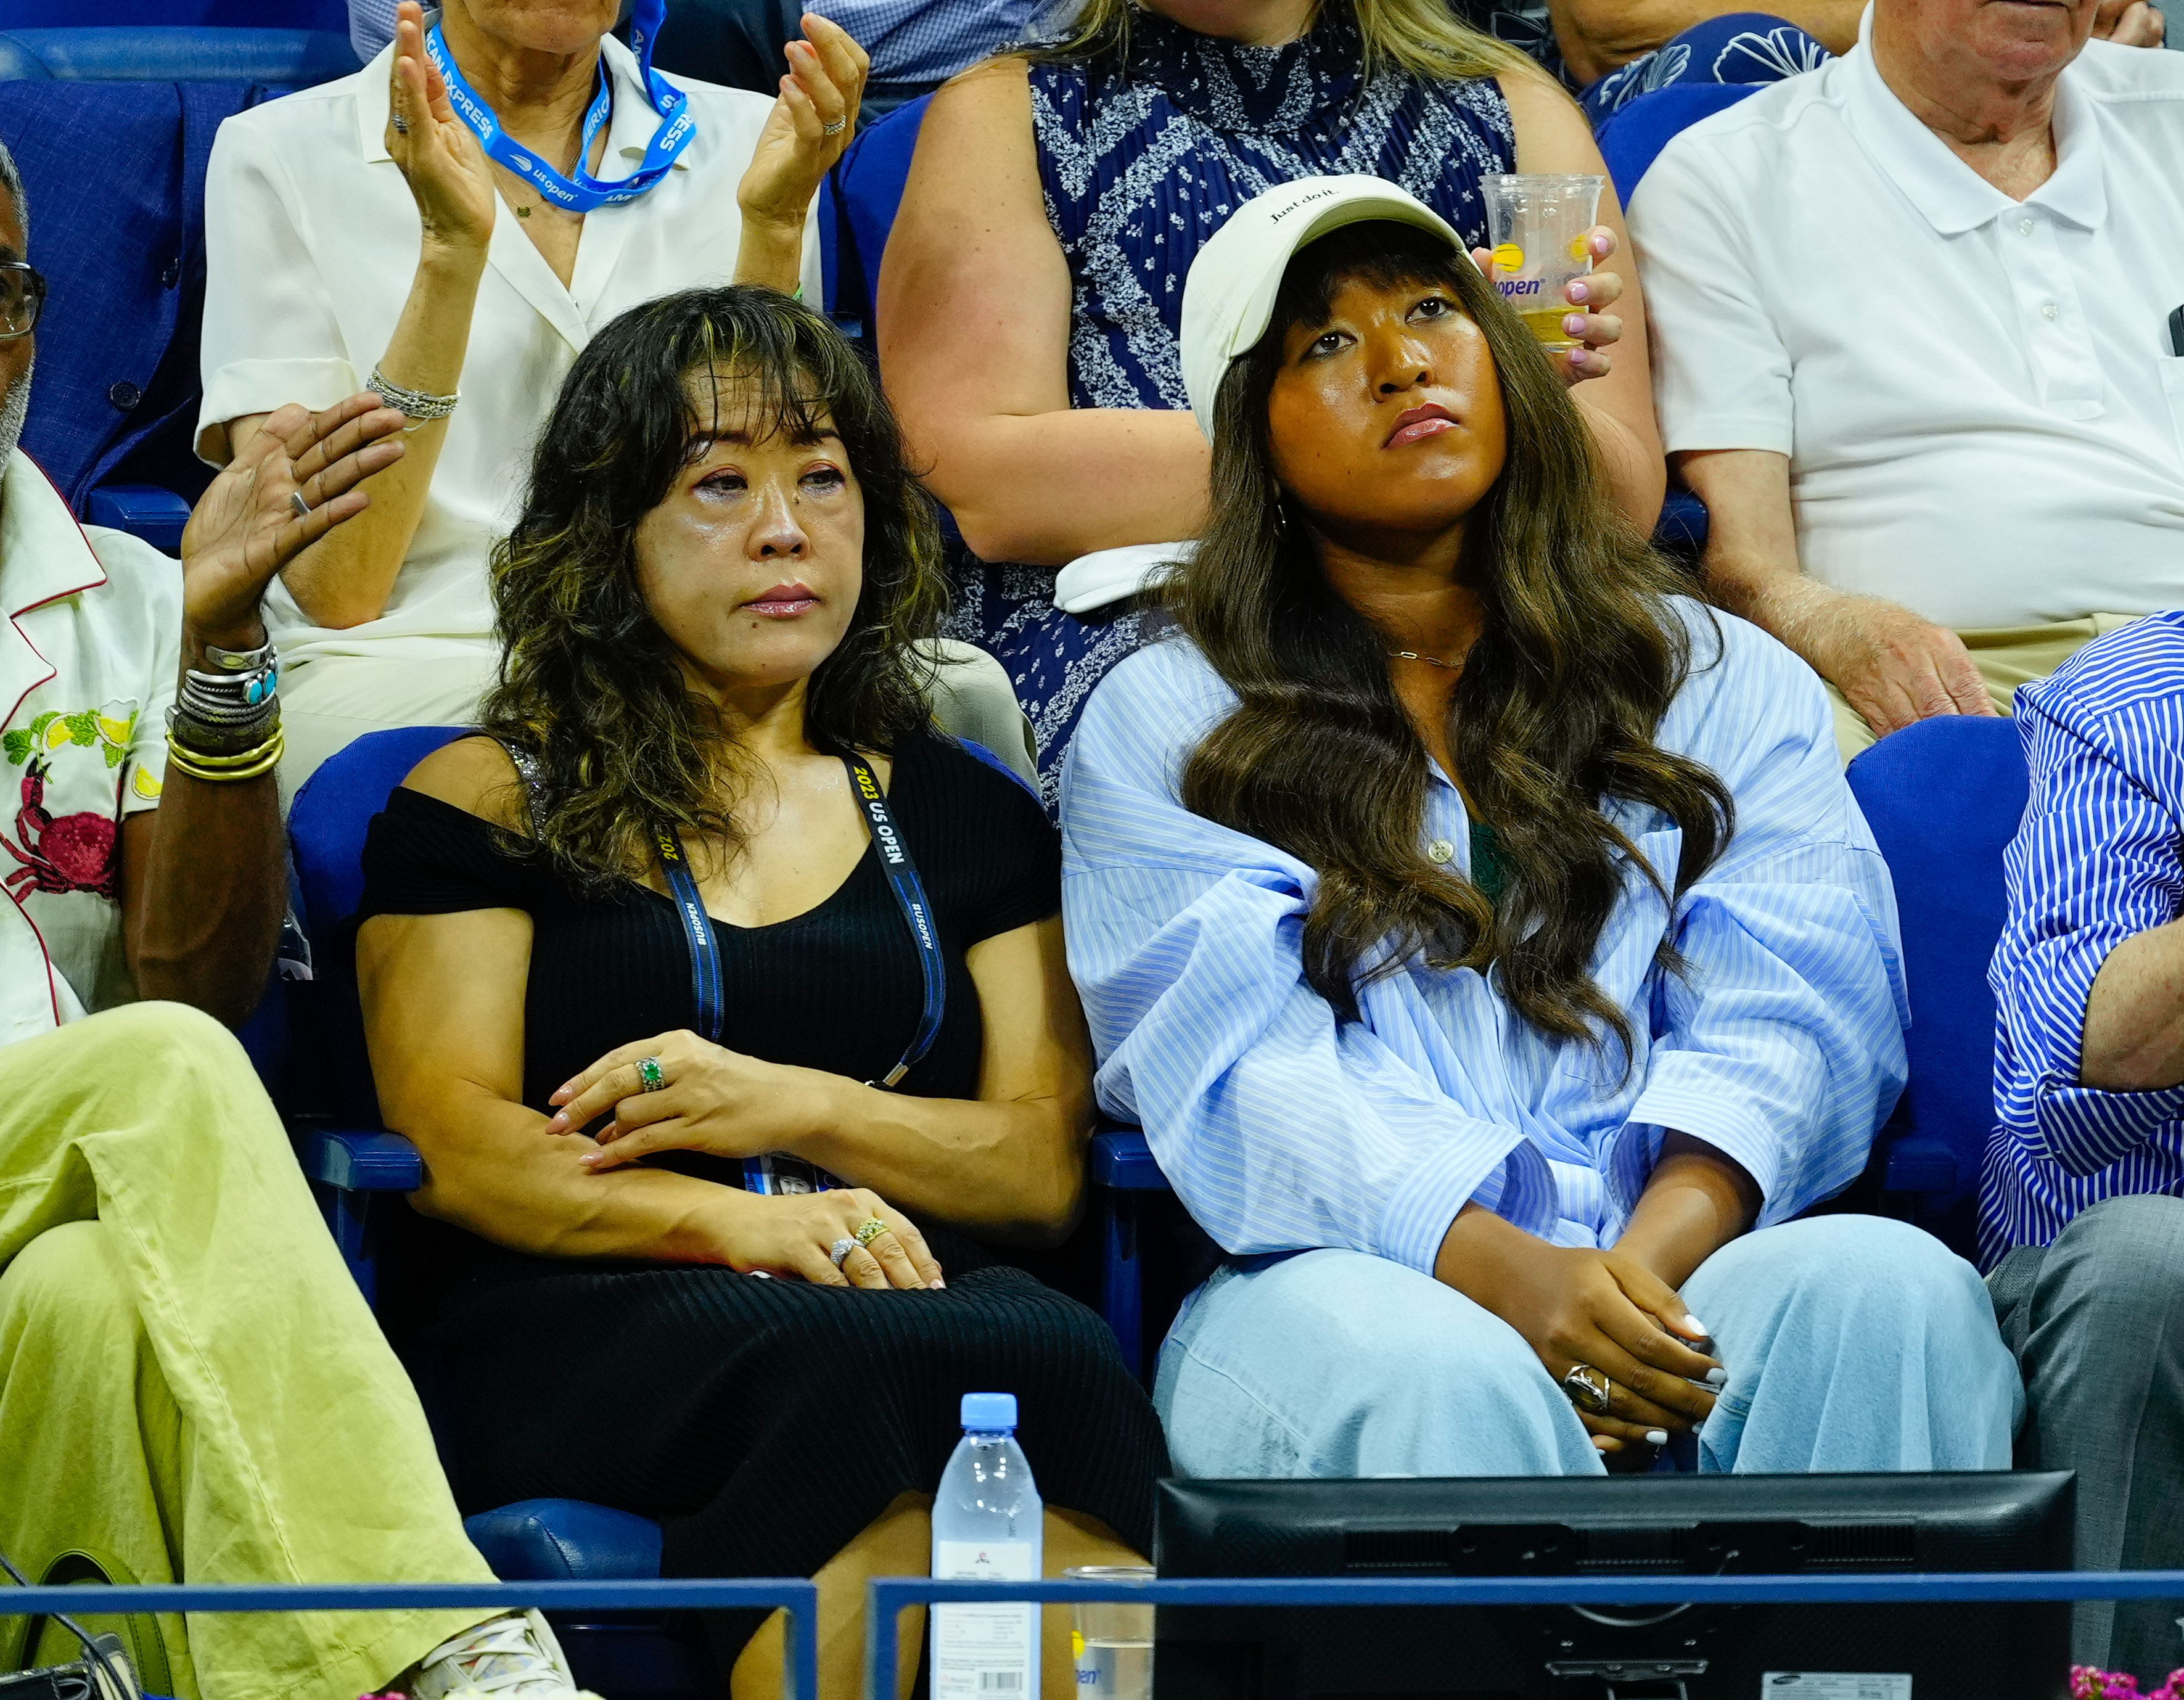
[424,0,696,215]
[656,754,946,1196]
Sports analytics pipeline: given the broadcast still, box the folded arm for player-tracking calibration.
[1994,685,2184,1175]
[557,916,1098,1246]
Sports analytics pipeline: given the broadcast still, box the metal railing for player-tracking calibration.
[0,1580,819,1700]
[863,1571,2184,1700]
[15,1569,2184,1700]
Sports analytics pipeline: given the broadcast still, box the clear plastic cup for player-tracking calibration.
[1065,1565,1154,1700]
[1480,173,1605,351]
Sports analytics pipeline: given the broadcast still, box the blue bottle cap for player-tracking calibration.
[961,1392,1018,1431]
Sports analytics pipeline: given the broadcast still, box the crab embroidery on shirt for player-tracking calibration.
[2,754,121,900]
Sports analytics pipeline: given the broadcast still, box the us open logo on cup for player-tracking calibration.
[1491,242,1525,273]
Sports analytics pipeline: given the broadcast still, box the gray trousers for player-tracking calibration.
[1989,1193,2184,1680]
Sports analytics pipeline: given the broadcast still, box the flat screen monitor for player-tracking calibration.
[1152,1472,2074,1700]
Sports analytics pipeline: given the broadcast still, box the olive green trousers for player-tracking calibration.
[0,1002,494,1700]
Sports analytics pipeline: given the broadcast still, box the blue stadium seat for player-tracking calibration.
[0,0,347,27]
[0,27,357,84]
[1845,715,2031,1255]
[2,79,247,531]
[825,91,931,337]
[1593,81,1761,208]
[1591,81,1765,567]
[1,25,356,549]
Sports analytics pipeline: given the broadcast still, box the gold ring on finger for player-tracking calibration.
[1561,1362,1613,1416]
[854,1217,889,1248]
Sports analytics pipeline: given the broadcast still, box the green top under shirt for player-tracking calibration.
[1469,820,1506,906]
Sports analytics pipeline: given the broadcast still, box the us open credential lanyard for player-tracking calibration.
[656,755,946,1197]
[424,0,696,215]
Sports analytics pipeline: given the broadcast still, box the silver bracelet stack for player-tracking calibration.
[170,639,280,758]
[366,365,460,425]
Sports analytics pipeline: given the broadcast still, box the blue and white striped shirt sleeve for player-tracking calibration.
[1624,630,1909,1226]
[1993,672,2184,1180]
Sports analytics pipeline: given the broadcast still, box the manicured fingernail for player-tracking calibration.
[578,1153,599,1168]
[1592,234,1611,256]
[545,1112,567,1133]
[1645,1429,1668,1446]
[1705,1367,1727,1387]
[1684,1316,1709,1335]
[1564,314,1586,337]
[1566,281,1590,303]
[932,1277,946,1288]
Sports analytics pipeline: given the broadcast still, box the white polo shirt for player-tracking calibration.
[0,453,176,1049]
[1630,17,2184,630]
[198,39,820,676]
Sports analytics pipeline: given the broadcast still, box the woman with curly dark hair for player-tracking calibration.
[1063,178,2020,1483]
[352,285,1161,1700]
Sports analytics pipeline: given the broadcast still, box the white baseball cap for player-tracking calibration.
[1178,175,1469,442]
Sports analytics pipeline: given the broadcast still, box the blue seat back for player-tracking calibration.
[1593,82,1759,210]
[827,91,932,331]
[292,725,469,941]
[288,725,466,1121]
[0,0,347,27]
[1845,717,2030,1209]
[0,27,357,83]
[2,79,253,518]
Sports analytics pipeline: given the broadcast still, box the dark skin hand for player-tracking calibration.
[1434,1135,1760,1470]
[121,393,409,1025]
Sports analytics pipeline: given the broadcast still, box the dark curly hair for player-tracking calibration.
[1172,223,1734,1066]
[478,285,949,885]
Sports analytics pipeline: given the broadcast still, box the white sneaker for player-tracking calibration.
[409,1610,604,1700]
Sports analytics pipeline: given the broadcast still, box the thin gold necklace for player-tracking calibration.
[1388,650,1462,670]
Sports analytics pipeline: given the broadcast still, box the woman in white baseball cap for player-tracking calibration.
[1059,178,2021,1483]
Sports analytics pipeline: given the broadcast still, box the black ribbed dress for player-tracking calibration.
[354,731,1167,1669]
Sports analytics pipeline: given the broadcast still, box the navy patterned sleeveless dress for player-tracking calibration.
[941,6,1516,805]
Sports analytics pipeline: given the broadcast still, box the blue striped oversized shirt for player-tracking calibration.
[1059,602,1910,1271]
[1984,612,2184,1266]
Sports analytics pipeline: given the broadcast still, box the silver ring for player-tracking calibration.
[829,1236,858,1268]
[821,117,847,135]
[390,113,409,134]
[288,490,311,520]
[1561,1363,1614,1416]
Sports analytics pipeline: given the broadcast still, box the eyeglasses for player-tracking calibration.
[0,263,45,340]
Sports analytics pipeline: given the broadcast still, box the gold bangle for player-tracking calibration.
[165,728,283,783]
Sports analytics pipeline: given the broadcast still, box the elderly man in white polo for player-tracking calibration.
[1628,0,2184,760]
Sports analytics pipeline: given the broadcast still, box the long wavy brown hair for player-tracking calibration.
[1172,223,1734,1064]
[479,285,949,885]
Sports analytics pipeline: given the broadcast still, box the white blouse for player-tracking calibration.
[199,39,821,675]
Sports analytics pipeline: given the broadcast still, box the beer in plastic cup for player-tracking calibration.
[1481,173,1604,351]
[1066,1566,1154,1700]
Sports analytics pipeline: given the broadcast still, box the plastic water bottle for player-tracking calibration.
[931,1392,1043,1700]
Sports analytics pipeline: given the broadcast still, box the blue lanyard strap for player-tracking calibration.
[424,0,696,215]
[655,754,948,1196]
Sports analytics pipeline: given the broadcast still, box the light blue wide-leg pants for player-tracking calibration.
[1154,1215,2022,1478]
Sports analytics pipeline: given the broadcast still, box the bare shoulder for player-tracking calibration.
[913,54,1037,179]
[400,735,531,833]
[926,53,1032,130]
[1495,67,1608,170]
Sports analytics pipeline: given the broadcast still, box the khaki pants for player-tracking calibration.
[277,639,1040,799]
[0,1003,494,1700]
[1828,612,2143,764]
